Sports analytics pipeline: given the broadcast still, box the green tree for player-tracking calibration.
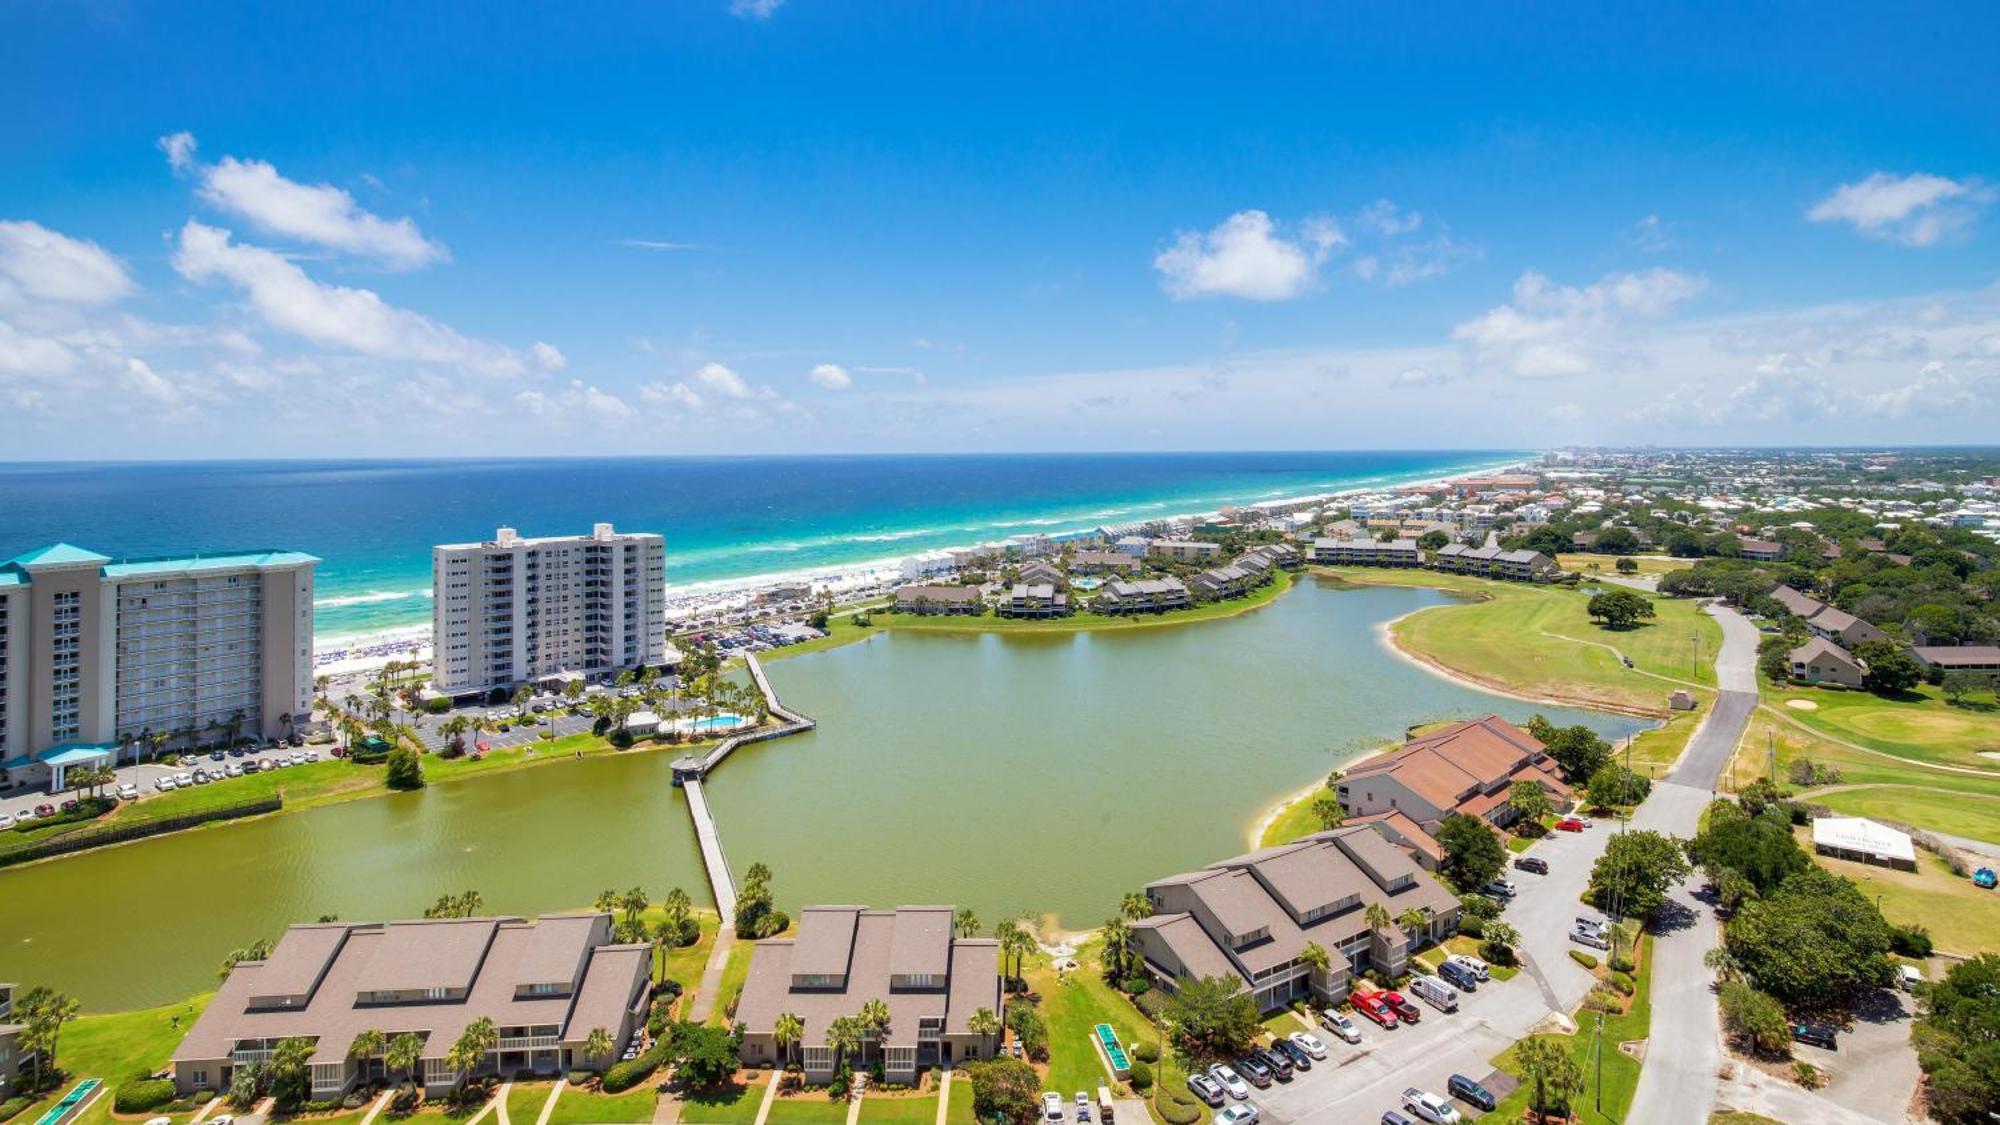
[967,1007,1002,1056]
[1364,902,1392,933]
[384,745,425,790]
[1311,791,1346,830]
[1532,719,1615,781]
[583,1027,614,1069]
[859,998,891,1063]
[665,1020,743,1087]
[1855,639,1923,694]
[1914,954,2000,1123]
[1515,1036,1583,1119]
[1726,867,1894,1009]
[826,1016,863,1069]
[1686,801,1809,895]
[15,986,79,1090]
[1719,982,1790,1056]
[1586,829,1691,920]
[1101,916,1134,980]
[1586,588,1655,629]
[1162,975,1260,1059]
[1436,813,1507,891]
[1506,781,1553,826]
[1615,556,1639,575]
[347,1029,386,1083]
[1418,530,1450,551]
[386,1032,424,1088]
[446,1016,498,1087]
[774,1012,804,1068]
[266,1036,317,1108]
[1120,892,1154,920]
[1585,764,1652,809]
[955,907,982,937]
[964,1057,1041,1124]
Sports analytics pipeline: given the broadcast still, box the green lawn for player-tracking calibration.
[1812,785,2000,846]
[858,1093,939,1122]
[1486,934,1654,1124]
[1709,1114,1785,1125]
[543,1084,658,1124]
[1804,832,2000,957]
[1764,683,2000,770]
[1026,945,1163,1101]
[505,1080,558,1124]
[10,994,212,1125]
[708,934,757,1026]
[760,611,890,663]
[677,1080,766,1124]
[1555,554,1688,578]
[763,1093,854,1123]
[659,910,723,1013]
[1258,784,1337,849]
[1322,568,1719,714]
[944,1076,978,1125]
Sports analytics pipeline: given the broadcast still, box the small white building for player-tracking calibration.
[1812,816,1916,871]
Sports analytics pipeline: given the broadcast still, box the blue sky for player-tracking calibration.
[2,1,1997,457]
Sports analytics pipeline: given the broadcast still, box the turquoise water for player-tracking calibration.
[0,452,1523,645]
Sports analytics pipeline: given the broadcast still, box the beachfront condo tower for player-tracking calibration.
[0,543,318,792]
[430,524,667,699]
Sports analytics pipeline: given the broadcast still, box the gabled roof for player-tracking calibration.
[1789,637,1859,668]
[5,542,111,569]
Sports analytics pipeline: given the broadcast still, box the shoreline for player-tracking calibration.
[309,453,1533,668]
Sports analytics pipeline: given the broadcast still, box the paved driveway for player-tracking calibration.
[1791,988,1922,1123]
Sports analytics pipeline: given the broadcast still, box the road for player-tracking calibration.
[1624,601,1759,1125]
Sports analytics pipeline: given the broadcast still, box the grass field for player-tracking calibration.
[858,1093,940,1122]
[1025,943,1166,1102]
[505,1080,558,1124]
[944,1074,979,1125]
[1320,568,1719,714]
[763,1093,854,1123]
[544,1084,658,1124]
[1764,683,2000,770]
[9,994,213,1125]
[1802,831,2000,956]
[1710,1114,1784,1125]
[1487,934,1653,1124]
[1556,554,1688,577]
[708,934,758,1026]
[678,1080,766,1124]
[1812,785,2000,846]
[1258,783,1339,848]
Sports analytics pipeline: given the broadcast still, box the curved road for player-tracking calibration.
[1625,601,1759,1124]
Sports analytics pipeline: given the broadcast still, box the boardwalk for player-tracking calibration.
[682,777,738,922]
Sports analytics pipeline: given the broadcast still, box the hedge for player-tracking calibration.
[1132,1040,1159,1064]
[1127,1059,1152,1090]
[1158,1093,1203,1125]
[602,1039,673,1092]
[1569,950,1600,970]
[1608,971,1636,995]
[0,796,282,867]
[114,1078,178,1113]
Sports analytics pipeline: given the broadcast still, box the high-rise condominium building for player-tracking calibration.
[0,543,318,791]
[431,524,667,697]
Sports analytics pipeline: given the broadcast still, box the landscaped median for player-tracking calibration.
[1485,927,1652,1125]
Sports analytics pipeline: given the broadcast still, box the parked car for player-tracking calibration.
[1436,959,1479,992]
[1271,1037,1312,1071]
[1353,993,1399,1028]
[34,803,56,817]
[1209,1064,1250,1101]
[1555,817,1586,832]
[1318,1009,1363,1043]
[0,813,14,830]
[1899,964,1925,991]
[1570,922,1612,950]
[1381,1113,1415,1125]
[155,777,177,791]
[1402,1088,1462,1124]
[1793,1023,1838,1050]
[173,772,193,786]
[1447,953,1491,982]
[1253,1045,1293,1079]
[1382,991,1422,1024]
[1513,856,1549,874]
[1186,1072,1227,1107]
[1448,1074,1496,1111]
[1975,867,1997,889]
[1042,1092,1065,1122]
[1214,1105,1259,1125]
[1411,975,1458,1013]
[1236,1054,1274,1087]
[1481,877,1518,898]
[1288,1031,1328,1060]
[1074,1091,1091,1121]
[226,762,244,777]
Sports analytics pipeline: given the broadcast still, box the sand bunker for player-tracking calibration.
[1786,699,1820,711]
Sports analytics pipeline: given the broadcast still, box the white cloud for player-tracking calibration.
[0,220,135,305]
[517,380,632,422]
[640,381,705,412]
[728,0,783,18]
[1154,210,1332,301]
[530,341,566,371]
[808,362,853,390]
[620,239,699,252]
[693,361,754,398]
[172,221,527,375]
[0,319,79,376]
[1453,268,1706,378]
[1358,200,1422,237]
[163,133,448,269]
[1391,366,1448,387]
[1630,214,1675,253]
[1806,171,1995,247]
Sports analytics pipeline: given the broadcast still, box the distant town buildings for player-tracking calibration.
[431,524,667,698]
[0,542,317,792]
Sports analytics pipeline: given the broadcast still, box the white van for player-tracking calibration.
[1898,964,1924,991]
[1411,974,1459,1013]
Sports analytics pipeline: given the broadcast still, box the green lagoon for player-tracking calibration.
[1,576,1640,1010]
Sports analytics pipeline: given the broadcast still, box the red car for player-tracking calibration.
[33,803,56,817]
[1382,991,1422,1024]
[1352,993,1399,1029]
[1555,817,1586,832]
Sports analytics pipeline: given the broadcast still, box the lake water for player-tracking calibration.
[0,577,1639,1011]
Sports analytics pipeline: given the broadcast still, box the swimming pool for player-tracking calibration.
[1095,1022,1130,1072]
[33,1079,101,1125]
[682,713,749,734]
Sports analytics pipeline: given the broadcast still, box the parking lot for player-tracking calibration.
[0,742,330,826]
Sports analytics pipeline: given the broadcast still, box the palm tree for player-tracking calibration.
[1119,892,1154,920]
[858,998,891,1064]
[447,1016,498,1088]
[386,1032,424,1089]
[1311,792,1346,831]
[583,1027,613,1070]
[1396,908,1429,946]
[1515,1036,1582,1120]
[774,1012,804,1068]
[1703,945,1743,983]
[595,889,620,913]
[1363,903,1392,933]
[1101,916,1133,980]
[348,1029,386,1083]
[954,908,981,939]
[826,1016,862,1071]
[1299,941,1331,993]
[966,1007,1001,1059]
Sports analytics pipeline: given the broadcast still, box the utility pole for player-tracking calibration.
[1768,730,1777,785]
[1594,1010,1606,1113]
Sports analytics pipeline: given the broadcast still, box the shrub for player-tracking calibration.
[1158,1093,1203,1125]
[1121,976,1151,996]
[1132,1040,1160,1064]
[602,1038,672,1092]
[384,746,425,790]
[114,1079,177,1113]
[1719,982,1791,1057]
[1569,950,1600,970]
[566,1070,594,1086]
[1458,915,1487,939]
[1480,940,1518,967]
[1609,954,1635,974]
[1891,924,1935,958]
[1128,1059,1153,1090]
[1134,988,1171,1020]
[1608,971,1636,995]
[1793,1061,1825,1089]
[423,696,452,714]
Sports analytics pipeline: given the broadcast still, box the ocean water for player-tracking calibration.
[0,451,1522,645]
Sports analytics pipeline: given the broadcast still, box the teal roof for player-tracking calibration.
[5,542,113,569]
[0,741,117,770]
[101,550,321,580]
